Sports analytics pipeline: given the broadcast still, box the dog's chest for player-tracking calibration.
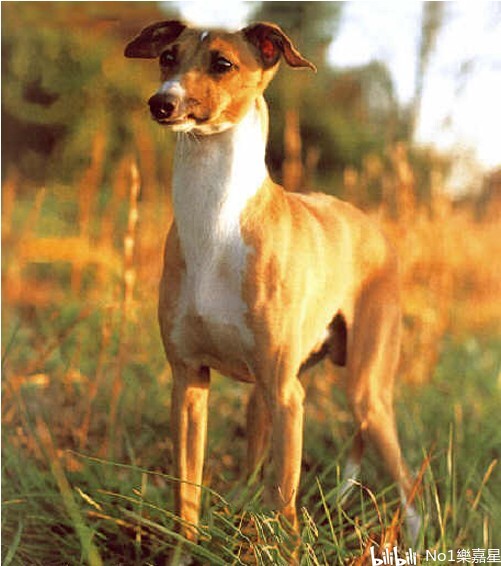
[169,122,266,368]
[176,203,251,334]
[174,224,254,364]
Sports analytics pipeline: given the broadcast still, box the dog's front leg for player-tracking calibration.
[171,363,210,542]
[268,363,305,532]
[273,380,304,531]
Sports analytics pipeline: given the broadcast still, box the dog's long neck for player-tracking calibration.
[172,97,269,267]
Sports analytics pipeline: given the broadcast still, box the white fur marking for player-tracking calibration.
[159,79,184,96]
[200,31,209,42]
[400,488,421,544]
[171,104,267,366]
[337,456,361,504]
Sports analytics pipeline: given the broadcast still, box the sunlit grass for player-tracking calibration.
[2,319,499,563]
[2,159,500,563]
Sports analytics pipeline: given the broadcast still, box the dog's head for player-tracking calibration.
[125,21,315,135]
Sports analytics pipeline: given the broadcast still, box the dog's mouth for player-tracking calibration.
[152,113,209,130]
[152,114,232,135]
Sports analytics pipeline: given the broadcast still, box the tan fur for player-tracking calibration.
[125,21,419,550]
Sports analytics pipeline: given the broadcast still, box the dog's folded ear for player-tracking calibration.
[124,20,186,58]
[242,22,316,72]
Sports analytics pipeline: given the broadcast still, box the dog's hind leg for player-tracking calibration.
[247,384,272,481]
[337,429,364,504]
[345,276,420,542]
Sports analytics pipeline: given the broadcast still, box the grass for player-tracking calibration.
[2,294,500,564]
[2,165,500,563]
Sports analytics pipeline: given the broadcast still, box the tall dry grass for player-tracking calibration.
[2,141,500,564]
[3,141,499,387]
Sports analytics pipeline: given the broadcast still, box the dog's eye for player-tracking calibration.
[160,49,177,68]
[210,54,233,74]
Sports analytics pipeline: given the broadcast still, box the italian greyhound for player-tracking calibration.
[125,19,420,553]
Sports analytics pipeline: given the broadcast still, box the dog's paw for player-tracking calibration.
[405,504,421,546]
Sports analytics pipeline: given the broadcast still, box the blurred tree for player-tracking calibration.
[1,2,178,191]
[411,1,446,140]
[304,61,403,166]
[245,1,457,209]
[247,1,413,201]
[249,2,343,190]
[1,2,452,209]
[247,2,454,208]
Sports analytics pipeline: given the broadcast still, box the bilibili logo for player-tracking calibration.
[370,546,418,566]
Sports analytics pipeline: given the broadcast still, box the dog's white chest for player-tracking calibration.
[169,111,266,368]
[175,200,251,342]
[175,228,253,362]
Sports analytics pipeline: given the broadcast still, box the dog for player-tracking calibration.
[125,19,420,551]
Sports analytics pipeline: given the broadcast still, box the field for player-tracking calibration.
[2,3,500,563]
[2,155,500,564]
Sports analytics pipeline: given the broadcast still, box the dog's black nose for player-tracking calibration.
[148,93,178,121]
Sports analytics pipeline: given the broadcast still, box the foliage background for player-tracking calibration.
[2,2,500,564]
